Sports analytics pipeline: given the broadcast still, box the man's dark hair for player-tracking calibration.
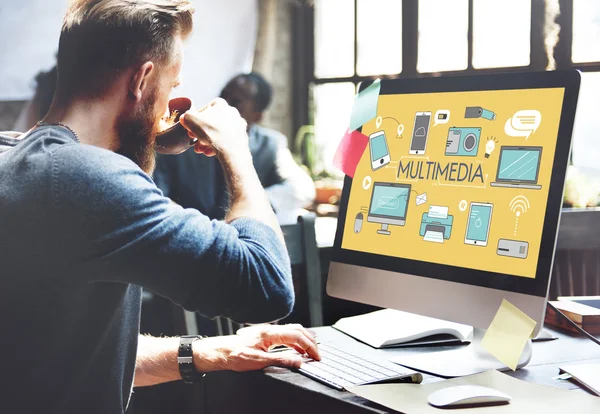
[221,72,273,113]
[245,73,272,112]
[33,65,58,120]
[56,0,194,99]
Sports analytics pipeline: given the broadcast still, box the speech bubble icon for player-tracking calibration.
[434,110,450,126]
[504,110,542,140]
[375,116,382,129]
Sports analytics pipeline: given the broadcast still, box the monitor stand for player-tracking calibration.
[390,328,532,378]
[377,224,391,235]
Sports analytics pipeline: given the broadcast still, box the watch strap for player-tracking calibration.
[178,335,206,384]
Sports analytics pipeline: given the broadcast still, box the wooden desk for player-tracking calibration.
[204,326,600,413]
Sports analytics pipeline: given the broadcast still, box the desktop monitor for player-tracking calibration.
[327,71,580,351]
[367,182,411,235]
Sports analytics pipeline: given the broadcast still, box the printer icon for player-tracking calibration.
[419,206,454,243]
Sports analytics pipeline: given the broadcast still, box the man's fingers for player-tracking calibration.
[260,350,303,369]
[285,323,318,345]
[268,331,320,361]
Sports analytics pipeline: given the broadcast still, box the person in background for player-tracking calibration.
[12,64,58,132]
[0,1,319,413]
[154,72,315,224]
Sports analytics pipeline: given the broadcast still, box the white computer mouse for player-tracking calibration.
[428,385,511,408]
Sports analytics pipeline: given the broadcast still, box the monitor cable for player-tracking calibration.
[546,301,600,347]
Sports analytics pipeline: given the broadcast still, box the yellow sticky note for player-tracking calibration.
[480,299,537,371]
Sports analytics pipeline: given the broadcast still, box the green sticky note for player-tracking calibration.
[349,79,381,131]
[480,299,537,371]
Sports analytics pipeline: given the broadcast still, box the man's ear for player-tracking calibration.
[129,62,154,102]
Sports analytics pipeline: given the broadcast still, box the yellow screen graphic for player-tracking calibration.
[342,88,565,279]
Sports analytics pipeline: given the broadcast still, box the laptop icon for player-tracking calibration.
[491,146,543,190]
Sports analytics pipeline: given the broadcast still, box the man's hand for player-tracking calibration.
[180,98,249,158]
[193,324,321,373]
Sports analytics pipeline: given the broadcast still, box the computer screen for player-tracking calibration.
[369,183,409,219]
[496,147,542,183]
[329,71,580,336]
[341,86,564,280]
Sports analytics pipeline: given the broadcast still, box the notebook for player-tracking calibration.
[332,309,473,348]
[559,363,600,396]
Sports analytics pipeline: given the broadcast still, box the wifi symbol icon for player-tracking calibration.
[510,196,530,236]
[509,196,530,217]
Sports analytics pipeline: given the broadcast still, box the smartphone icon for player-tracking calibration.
[464,202,493,247]
[409,112,432,155]
[369,131,391,171]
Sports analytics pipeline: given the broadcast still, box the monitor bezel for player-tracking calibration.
[331,70,580,298]
[367,182,411,221]
[495,145,543,184]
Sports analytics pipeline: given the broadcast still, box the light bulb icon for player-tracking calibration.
[485,136,499,158]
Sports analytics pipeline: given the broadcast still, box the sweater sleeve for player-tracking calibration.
[49,145,294,323]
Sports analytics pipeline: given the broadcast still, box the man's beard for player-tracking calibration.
[116,90,159,174]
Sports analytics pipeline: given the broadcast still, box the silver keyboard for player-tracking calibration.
[298,343,423,391]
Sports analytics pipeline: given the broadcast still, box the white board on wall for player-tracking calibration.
[0,0,257,103]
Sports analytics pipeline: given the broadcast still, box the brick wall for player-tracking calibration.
[253,0,293,145]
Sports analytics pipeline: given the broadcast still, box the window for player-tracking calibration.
[314,0,354,78]
[301,0,600,175]
[472,0,531,69]
[311,82,356,172]
[418,0,468,73]
[357,0,403,76]
[572,0,600,63]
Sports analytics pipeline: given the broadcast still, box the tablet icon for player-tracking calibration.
[369,131,391,170]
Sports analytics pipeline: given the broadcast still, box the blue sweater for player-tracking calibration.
[0,126,293,413]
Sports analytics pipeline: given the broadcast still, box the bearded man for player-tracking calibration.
[0,1,318,413]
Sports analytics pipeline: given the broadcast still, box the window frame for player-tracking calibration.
[291,0,599,160]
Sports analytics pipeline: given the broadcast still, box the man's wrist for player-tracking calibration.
[217,148,254,175]
[191,336,224,374]
[218,150,262,199]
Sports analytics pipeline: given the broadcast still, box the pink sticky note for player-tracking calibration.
[333,129,369,178]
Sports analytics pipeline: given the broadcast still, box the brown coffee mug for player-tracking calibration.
[155,97,197,155]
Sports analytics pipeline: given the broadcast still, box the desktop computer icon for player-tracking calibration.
[491,146,543,190]
[327,70,580,378]
[367,182,411,235]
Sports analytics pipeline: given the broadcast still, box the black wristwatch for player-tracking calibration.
[178,335,206,384]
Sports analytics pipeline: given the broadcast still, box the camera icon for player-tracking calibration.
[445,127,482,157]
